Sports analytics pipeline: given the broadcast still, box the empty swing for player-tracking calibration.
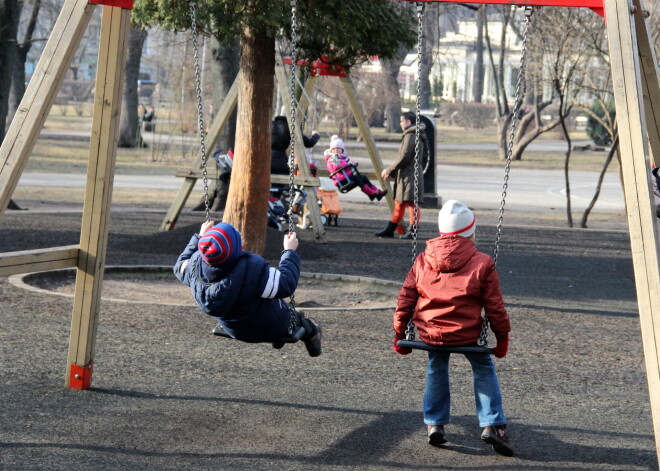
[396,4,534,355]
[186,1,310,347]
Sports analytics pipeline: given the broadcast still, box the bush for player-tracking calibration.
[586,101,615,146]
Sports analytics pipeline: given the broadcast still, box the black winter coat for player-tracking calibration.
[174,234,301,342]
[271,117,320,175]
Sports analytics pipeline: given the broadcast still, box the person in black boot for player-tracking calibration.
[374,221,398,238]
[376,112,428,238]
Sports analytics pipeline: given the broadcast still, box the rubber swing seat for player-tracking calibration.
[211,323,307,344]
[396,339,494,355]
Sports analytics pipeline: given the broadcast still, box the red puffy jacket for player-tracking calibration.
[393,235,510,346]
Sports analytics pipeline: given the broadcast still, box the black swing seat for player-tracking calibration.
[329,163,360,193]
[212,323,307,344]
[397,339,494,355]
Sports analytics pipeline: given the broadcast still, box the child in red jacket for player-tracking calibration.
[392,200,513,456]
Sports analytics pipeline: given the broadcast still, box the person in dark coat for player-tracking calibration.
[375,111,428,238]
[271,116,320,176]
[173,221,322,356]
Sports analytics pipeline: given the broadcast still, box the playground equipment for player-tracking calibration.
[161,52,397,241]
[395,3,536,355]
[388,0,660,462]
[0,0,657,459]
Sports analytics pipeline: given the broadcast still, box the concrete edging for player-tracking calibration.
[8,266,399,312]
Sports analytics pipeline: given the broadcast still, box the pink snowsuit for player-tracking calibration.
[324,151,379,197]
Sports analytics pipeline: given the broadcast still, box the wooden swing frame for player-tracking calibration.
[160,51,396,240]
[397,0,660,461]
[0,0,657,463]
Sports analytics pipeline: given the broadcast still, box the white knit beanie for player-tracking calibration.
[438,200,476,237]
[329,135,345,151]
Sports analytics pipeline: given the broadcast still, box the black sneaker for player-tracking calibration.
[302,319,322,357]
[481,425,514,456]
[428,425,447,447]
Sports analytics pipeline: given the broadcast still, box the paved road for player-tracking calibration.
[17,164,625,214]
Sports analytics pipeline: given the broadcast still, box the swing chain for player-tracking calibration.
[411,1,425,265]
[404,2,425,341]
[493,6,534,269]
[189,1,210,221]
[286,0,299,311]
[287,0,299,239]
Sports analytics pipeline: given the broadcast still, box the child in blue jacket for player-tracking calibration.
[174,221,322,356]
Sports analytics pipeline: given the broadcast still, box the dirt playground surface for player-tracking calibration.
[0,202,657,470]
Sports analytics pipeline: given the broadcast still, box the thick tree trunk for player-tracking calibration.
[419,5,435,109]
[118,26,148,148]
[0,0,20,144]
[222,28,274,254]
[213,38,239,152]
[382,46,408,133]
[472,5,485,103]
[8,0,40,125]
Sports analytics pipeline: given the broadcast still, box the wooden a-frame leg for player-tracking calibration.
[340,76,395,214]
[66,5,130,390]
[159,78,239,231]
[275,54,327,242]
[0,0,94,222]
[605,0,660,463]
[632,0,660,167]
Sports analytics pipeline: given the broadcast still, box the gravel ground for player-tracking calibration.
[0,201,657,471]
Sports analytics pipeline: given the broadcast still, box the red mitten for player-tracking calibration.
[492,336,509,358]
[393,334,412,355]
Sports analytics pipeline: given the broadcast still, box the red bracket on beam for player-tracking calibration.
[283,57,348,77]
[69,362,93,390]
[88,0,133,9]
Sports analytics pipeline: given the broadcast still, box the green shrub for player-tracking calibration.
[586,101,615,146]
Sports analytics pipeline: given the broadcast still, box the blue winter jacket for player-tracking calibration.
[174,234,301,342]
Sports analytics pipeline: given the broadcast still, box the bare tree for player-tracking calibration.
[8,0,41,124]
[0,0,21,145]
[118,25,148,148]
[472,5,485,103]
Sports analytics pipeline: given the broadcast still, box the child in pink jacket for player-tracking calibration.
[392,200,513,456]
[324,135,387,201]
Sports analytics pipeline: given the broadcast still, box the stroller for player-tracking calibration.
[268,186,308,231]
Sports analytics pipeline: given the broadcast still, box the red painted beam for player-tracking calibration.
[283,57,348,77]
[396,0,601,7]
[88,0,133,8]
[395,1,604,17]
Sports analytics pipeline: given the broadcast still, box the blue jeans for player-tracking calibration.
[423,349,506,428]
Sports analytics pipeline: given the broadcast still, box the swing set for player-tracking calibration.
[0,0,659,463]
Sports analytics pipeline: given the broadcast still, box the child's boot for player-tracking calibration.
[374,221,398,238]
[301,318,322,357]
[376,189,388,201]
[481,425,514,456]
[428,425,447,447]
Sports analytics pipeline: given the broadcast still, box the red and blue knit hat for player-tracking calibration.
[198,222,242,266]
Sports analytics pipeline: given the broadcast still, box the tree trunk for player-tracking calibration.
[382,46,408,133]
[0,0,20,144]
[419,4,435,109]
[472,5,485,103]
[8,0,39,125]
[118,26,148,148]
[222,27,274,254]
[580,135,619,228]
[213,37,239,152]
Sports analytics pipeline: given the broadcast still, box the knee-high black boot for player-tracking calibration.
[375,221,398,238]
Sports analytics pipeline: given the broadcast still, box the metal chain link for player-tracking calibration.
[493,6,533,268]
[190,1,210,221]
[405,2,425,342]
[411,1,425,265]
[286,0,299,312]
[477,6,533,347]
